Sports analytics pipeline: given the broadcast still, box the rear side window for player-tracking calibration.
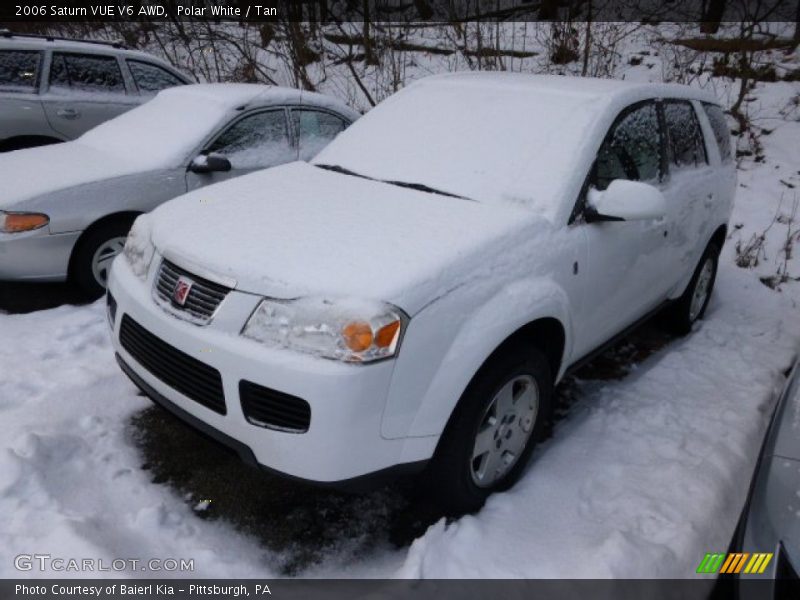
[702,103,733,163]
[594,101,662,191]
[292,109,347,161]
[128,60,184,93]
[663,101,708,170]
[0,50,41,92]
[49,53,125,94]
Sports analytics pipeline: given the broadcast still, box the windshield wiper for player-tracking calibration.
[317,164,473,201]
[315,164,373,180]
[382,180,473,201]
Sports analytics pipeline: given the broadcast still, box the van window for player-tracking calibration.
[0,50,40,92]
[702,103,733,163]
[663,100,708,170]
[128,60,184,93]
[594,101,662,191]
[49,53,125,94]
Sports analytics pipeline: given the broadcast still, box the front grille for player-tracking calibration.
[154,259,230,323]
[120,314,226,415]
[240,380,311,433]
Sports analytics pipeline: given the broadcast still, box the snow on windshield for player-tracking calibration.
[78,91,233,167]
[313,78,604,215]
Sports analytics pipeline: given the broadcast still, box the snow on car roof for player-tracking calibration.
[314,73,718,221]
[0,36,175,66]
[421,72,719,105]
[75,83,355,170]
[158,83,360,120]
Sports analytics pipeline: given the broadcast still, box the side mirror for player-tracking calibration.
[585,179,667,223]
[189,152,232,174]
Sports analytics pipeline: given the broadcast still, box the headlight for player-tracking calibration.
[242,297,408,363]
[122,214,155,279]
[0,210,49,233]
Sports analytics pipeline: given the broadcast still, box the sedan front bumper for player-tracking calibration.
[0,228,80,281]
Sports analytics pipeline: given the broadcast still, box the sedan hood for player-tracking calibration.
[150,162,536,313]
[0,142,148,208]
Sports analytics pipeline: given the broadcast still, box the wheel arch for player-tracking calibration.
[710,223,727,251]
[67,211,142,280]
[392,279,573,446]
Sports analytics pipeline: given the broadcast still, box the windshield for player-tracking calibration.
[78,91,232,167]
[313,77,604,215]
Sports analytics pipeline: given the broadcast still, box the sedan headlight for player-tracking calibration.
[0,210,49,233]
[122,214,155,279]
[242,297,408,363]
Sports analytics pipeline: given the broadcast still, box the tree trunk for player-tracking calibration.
[700,0,727,34]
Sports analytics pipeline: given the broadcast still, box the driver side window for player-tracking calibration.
[207,109,293,170]
[594,102,662,191]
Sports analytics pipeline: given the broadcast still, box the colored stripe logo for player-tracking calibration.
[696,552,773,574]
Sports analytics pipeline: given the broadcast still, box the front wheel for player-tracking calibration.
[70,219,134,299]
[662,242,720,335]
[424,344,553,515]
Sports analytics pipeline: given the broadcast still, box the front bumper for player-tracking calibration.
[108,254,431,485]
[0,228,80,281]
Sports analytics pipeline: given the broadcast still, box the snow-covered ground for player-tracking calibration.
[1,26,799,580]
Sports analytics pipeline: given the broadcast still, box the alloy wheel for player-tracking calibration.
[470,374,539,488]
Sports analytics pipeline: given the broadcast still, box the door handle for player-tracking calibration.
[56,108,80,120]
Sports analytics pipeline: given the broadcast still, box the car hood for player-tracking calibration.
[0,142,150,208]
[150,162,537,313]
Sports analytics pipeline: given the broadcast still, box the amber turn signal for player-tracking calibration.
[1,212,49,233]
[375,320,401,348]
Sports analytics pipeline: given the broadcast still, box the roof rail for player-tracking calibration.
[0,30,127,49]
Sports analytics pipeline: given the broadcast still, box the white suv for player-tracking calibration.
[0,30,189,151]
[107,73,735,514]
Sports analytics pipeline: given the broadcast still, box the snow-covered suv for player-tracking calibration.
[0,30,189,151]
[108,73,735,513]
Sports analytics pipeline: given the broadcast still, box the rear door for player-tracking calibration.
[659,99,719,292]
[290,107,349,161]
[41,51,138,139]
[185,107,295,191]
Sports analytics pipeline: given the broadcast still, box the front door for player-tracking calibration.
[575,100,673,354]
[185,107,295,191]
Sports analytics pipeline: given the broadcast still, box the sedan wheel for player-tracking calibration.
[91,237,127,289]
[70,217,137,299]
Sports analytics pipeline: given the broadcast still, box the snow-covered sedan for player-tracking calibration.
[0,83,358,296]
[108,73,735,513]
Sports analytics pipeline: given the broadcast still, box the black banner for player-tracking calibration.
[0,0,798,23]
[3,578,800,600]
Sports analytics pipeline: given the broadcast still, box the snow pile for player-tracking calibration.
[0,305,275,578]
[392,263,799,577]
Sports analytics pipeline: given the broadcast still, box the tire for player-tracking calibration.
[424,343,553,515]
[70,219,135,299]
[662,242,720,335]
